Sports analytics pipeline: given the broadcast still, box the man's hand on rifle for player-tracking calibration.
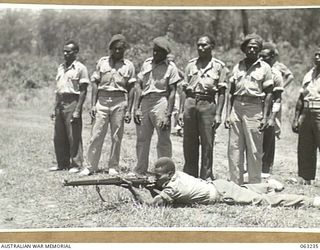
[120,177,134,190]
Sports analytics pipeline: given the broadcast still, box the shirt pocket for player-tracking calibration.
[234,71,246,81]
[204,70,220,87]
[100,67,113,84]
[250,71,264,82]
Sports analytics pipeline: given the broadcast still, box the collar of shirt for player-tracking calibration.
[303,67,320,85]
[238,58,263,72]
[302,67,315,85]
[108,56,126,66]
[152,58,170,67]
[189,57,219,76]
[62,60,77,71]
[141,57,170,75]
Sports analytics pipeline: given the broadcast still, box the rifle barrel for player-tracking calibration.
[63,177,153,187]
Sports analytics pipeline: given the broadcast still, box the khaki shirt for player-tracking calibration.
[56,60,89,94]
[183,57,228,93]
[91,56,136,92]
[230,59,273,97]
[158,171,218,205]
[137,57,180,96]
[300,67,320,101]
[273,61,293,79]
[271,67,284,93]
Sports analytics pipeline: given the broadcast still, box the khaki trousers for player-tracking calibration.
[87,92,127,171]
[135,94,172,174]
[54,94,83,169]
[228,98,263,184]
[212,179,313,207]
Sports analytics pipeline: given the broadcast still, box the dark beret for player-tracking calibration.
[240,33,263,53]
[153,36,171,54]
[108,34,126,49]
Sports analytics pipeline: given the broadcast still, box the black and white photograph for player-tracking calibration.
[1,4,320,233]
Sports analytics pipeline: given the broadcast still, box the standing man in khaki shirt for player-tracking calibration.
[259,42,284,178]
[133,36,180,176]
[49,40,89,173]
[292,47,320,185]
[225,34,273,184]
[179,35,227,180]
[80,34,136,176]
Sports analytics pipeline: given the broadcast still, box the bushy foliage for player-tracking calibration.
[1,7,319,122]
[1,8,320,55]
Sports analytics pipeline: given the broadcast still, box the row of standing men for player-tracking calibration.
[49,33,319,186]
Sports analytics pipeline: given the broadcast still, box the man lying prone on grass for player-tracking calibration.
[122,157,320,208]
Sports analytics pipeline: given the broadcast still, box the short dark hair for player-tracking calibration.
[198,34,215,48]
[154,157,176,173]
[65,40,79,52]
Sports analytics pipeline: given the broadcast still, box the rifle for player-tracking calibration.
[63,176,161,202]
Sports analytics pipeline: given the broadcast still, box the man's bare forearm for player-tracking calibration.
[167,84,177,115]
[127,84,135,113]
[75,85,88,113]
[134,81,143,110]
[91,81,99,107]
[294,94,304,121]
[179,90,186,114]
[283,75,294,88]
[263,86,273,119]
[216,88,226,116]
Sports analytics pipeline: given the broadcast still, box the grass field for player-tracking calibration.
[1,98,320,230]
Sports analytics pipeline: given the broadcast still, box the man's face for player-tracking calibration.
[154,166,172,187]
[245,40,261,60]
[63,44,77,63]
[110,41,126,60]
[197,36,212,58]
[260,49,272,65]
[314,50,320,67]
[153,45,168,63]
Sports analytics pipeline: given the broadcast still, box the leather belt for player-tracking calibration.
[304,100,320,109]
[142,92,168,99]
[234,95,263,104]
[56,93,79,102]
[186,91,215,102]
[98,90,126,98]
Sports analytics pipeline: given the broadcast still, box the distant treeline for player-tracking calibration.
[0,8,319,57]
[0,7,318,113]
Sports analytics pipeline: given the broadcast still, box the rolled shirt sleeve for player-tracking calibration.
[79,64,90,85]
[167,62,181,85]
[217,66,228,90]
[158,186,178,204]
[262,65,274,90]
[272,68,284,93]
[127,62,137,84]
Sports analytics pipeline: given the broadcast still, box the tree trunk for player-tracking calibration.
[241,10,249,36]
